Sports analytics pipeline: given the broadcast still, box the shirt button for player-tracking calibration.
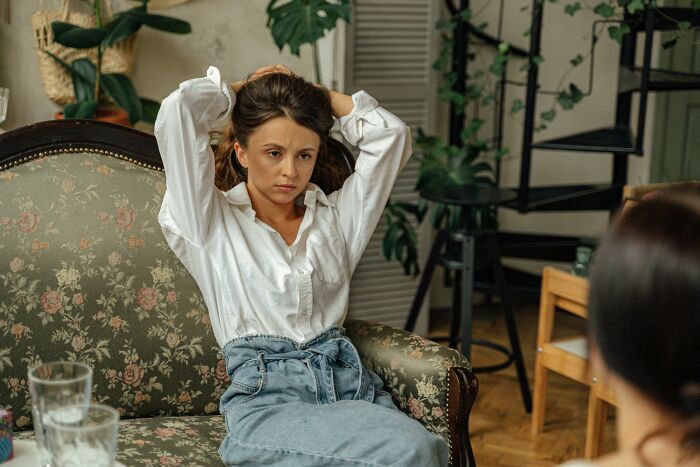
[297,268,305,275]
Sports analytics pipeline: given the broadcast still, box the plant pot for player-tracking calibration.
[55,107,131,127]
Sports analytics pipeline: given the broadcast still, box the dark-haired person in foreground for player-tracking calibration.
[562,193,700,467]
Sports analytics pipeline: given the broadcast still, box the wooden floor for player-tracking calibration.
[427,302,617,467]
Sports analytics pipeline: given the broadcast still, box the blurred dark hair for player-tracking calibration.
[213,72,352,194]
[588,193,700,461]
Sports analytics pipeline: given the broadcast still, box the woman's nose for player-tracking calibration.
[281,156,298,178]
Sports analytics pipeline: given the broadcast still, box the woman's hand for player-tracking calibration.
[230,64,295,94]
[327,90,354,119]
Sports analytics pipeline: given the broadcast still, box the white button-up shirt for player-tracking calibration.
[155,67,412,346]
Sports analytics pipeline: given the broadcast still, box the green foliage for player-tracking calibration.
[266,0,350,55]
[265,0,351,82]
[47,0,190,124]
[594,3,616,18]
[565,2,582,16]
[607,23,631,44]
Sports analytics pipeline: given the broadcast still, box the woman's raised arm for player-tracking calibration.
[155,66,234,247]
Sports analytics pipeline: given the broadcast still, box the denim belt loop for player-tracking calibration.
[257,352,267,373]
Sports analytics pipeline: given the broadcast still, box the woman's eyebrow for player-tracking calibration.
[262,142,317,152]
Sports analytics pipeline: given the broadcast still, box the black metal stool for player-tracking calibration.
[404,184,532,412]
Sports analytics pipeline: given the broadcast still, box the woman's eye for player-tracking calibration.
[298,153,312,160]
[267,151,281,158]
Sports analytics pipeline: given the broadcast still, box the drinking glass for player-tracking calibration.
[28,362,93,467]
[44,404,119,467]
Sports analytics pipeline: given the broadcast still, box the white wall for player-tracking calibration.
[0,0,317,131]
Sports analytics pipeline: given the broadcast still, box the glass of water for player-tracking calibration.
[28,361,93,467]
[44,404,119,467]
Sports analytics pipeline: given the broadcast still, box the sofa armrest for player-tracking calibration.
[345,319,478,467]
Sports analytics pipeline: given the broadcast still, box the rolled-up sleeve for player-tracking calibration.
[155,66,235,247]
[328,91,412,273]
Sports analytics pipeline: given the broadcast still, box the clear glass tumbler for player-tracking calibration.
[44,404,119,467]
[28,362,93,467]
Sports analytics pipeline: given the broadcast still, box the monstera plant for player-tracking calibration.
[47,0,191,125]
[266,0,351,84]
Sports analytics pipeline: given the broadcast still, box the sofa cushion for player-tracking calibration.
[16,414,226,466]
[0,151,229,429]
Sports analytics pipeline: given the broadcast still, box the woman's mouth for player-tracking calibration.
[275,185,296,193]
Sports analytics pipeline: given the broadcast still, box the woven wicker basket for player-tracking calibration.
[31,0,138,106]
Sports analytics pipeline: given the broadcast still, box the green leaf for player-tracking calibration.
[593,3,616,19]
[457,8,472,22]
[564,2,582,16]
[496,147,509,159]
[64,100,98,119]
[511,98,524,114]
[541,108,557,121]
[558,92,574,110]
[678,21,691,33]
[382,222,401,260]
[608,24,631,44]
[662,37,678,49]
[51,22,107,49]
[569,83,583,103]
[570,54,584,67]
[123,10,191,34]
[435,19,456,31]
[626,0,645,14]
[102,13,143,47]
[266,0,351,56]
[693,0,700,9]
[139,98,160,124]
[532,55,544,67]
[100,73,143,124]
[71,58,97,102]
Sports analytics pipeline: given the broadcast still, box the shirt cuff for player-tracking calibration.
[206,66,236,129]
[338,91,387,146]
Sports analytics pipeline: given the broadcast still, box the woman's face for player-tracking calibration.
[234,116,320,208]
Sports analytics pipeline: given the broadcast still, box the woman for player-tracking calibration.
[154,64,448,466]
[562,194,700,466]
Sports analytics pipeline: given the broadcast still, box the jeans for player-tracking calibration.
[217,326,449,466]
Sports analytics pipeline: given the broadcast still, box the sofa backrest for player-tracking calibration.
[0,121,229,431]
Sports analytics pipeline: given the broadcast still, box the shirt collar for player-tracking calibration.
[223,182,333,219]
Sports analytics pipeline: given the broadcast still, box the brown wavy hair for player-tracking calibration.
[213,72,353,194]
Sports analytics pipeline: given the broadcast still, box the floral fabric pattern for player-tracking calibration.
[0,152,229,428]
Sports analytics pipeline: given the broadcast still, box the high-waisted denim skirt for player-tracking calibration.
[217,325,448,466]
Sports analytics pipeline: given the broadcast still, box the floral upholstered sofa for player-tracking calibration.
[0,120,478,466]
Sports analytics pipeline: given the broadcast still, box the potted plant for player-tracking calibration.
[266,0,351,84]
[46,0,191,126]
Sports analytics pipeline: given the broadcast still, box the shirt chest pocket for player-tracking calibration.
[306,225,349,284]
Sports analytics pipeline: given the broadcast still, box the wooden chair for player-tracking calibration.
[531,266,617,458]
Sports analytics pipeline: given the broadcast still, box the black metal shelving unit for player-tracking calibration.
[513,5,700,214]
[440,3,700,299]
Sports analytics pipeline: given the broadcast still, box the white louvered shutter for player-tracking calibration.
[340,0,440,332]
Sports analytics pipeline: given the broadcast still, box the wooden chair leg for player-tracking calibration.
[584,387,609,459]
[531,354,548,435]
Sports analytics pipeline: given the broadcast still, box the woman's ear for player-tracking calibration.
[233,141,248,168]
